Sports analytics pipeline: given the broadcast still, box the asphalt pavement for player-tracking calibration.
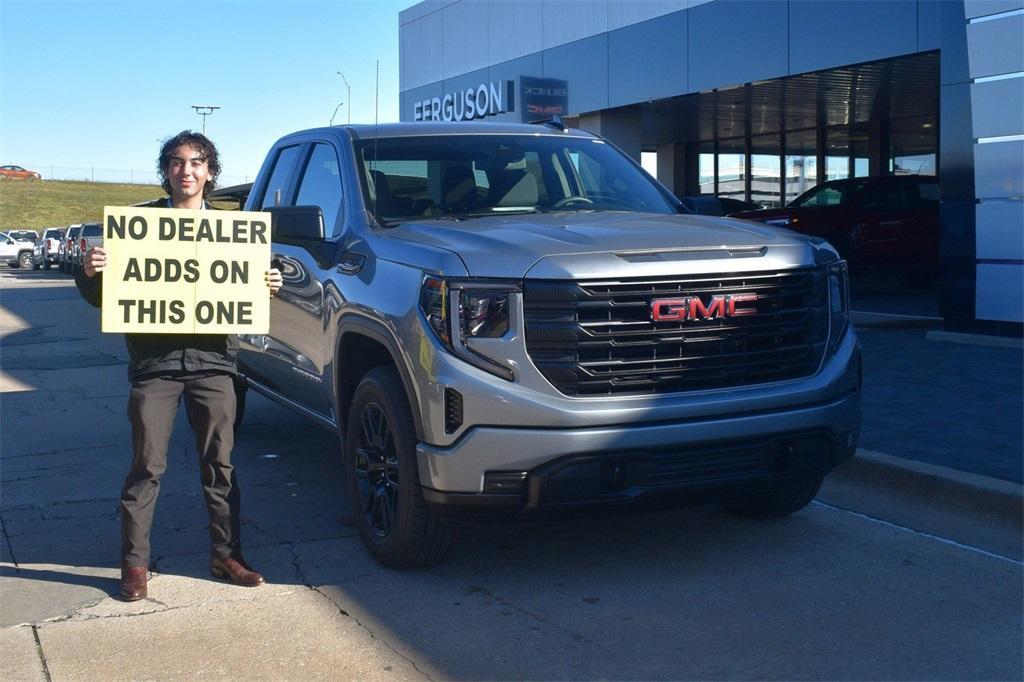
[1,266,1022,681]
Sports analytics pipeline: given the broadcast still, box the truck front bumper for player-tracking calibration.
[417,387,861,513]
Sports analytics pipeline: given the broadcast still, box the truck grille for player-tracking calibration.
[522,268,830,396]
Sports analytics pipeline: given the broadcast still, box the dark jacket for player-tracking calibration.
[76,197,238,382]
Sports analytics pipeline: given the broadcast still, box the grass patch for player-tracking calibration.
[0,179,165,233]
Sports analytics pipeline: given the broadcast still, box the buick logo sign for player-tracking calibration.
[650,294,758,322]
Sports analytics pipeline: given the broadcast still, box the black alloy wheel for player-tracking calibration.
[353,401,401,538]
[344,366,453,568]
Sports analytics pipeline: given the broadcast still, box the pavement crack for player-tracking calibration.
[466,584,594,646]
[31,625,53,682]
[0,443,124,460]
[310,586,434,680]
[1,515,19,569]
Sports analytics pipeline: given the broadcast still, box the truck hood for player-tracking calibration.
[385,211,830,279]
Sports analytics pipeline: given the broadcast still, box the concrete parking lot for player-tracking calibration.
[2,266,1022,680]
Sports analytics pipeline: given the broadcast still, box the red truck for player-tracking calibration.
[730,175,939,286]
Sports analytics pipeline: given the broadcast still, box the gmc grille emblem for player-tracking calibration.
[650,294,758,322]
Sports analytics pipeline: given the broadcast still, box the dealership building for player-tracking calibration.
[399,0,1023,336]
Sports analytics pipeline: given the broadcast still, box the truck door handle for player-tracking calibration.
[337,252,365,275]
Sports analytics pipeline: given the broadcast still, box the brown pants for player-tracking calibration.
[122,372,240,567]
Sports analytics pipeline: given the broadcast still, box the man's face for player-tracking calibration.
[166,144,211,201]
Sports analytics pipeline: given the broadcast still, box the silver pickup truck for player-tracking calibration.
[72,222,102,275]
[238,121,862,567]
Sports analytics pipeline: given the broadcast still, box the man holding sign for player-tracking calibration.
[76,131,282,601]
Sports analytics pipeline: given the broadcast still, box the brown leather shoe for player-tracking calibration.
[211,555,265,587]
[120,566,148,601]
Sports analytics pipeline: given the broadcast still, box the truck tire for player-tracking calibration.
[17,251,32,269]
[725,475,823,518]
[345,366,453,568]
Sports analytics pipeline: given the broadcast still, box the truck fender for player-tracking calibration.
[334,314,425,441]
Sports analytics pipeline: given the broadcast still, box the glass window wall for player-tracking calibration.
[699,141,715,195]
[750,134,782,207]
[826,127,850,182]
[784,128,817,205]
[717,138,745,200]
[890,115,937,175]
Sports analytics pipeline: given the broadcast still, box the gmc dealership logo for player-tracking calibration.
[650,294,758,322]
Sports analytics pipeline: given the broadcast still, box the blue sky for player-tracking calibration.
[1,0,416,183]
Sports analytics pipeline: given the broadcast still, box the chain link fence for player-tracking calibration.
[19,164,252,186]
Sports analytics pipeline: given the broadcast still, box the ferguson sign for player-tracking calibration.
[413,81,515,121]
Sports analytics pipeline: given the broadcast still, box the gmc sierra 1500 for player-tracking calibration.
[239,120,861,567]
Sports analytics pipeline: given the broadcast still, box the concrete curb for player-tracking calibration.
[851,310,942,330]
[926,330,1024,349]
[830,448,1023,525]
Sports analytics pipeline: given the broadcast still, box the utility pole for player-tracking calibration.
[336,71,351,124]
[191,105,221,135]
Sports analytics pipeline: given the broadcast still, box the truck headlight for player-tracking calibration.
[419,276,519,381]
[461,290,509,338]
[827,261,850,355]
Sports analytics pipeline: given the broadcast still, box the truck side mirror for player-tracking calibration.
[269,205,325,244]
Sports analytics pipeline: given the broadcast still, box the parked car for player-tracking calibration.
[680,196,761,216]
[0,164,42,180]
[0,232,37,268]
[729,176,940,283]
[74,222,103,272]
[7,229,38,242]
[40,227,65,269]
[59,224,83,273]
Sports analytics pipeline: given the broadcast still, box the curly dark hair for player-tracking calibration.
[157,130,221,198]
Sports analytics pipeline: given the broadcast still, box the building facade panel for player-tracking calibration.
[399,0,453,26]
[788,0,919,75]
[688,0,788,92]
[974,140,1024,199]
[976,201,1024,261]
[441,0,491,80]
[963,0,1024,20]
[918,0,946,52]
[542,34,609,114]
[486,0,544,66]
[971,77,1024,139]
[976,264,1024,322]
[540,0,608,49]
[608,11,688,108]
[966,13,1024,78]
[401,8,446,91]
[607,0,689,30]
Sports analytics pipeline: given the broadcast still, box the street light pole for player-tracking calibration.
[191,105,221,135]
[336,71,351,124]
[329,102,345,126]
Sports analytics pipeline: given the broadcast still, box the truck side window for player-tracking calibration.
[259,145,302,210]
[295,143,344,238]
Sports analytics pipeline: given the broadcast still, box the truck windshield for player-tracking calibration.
[355,134,677,225]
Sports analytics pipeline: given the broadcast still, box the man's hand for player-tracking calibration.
[266,267,282,297]
[83,246,107,278]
